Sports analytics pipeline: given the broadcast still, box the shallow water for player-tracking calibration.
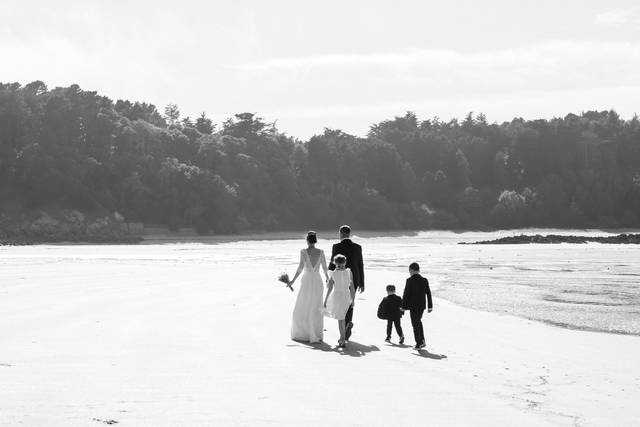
[2,228,639,335]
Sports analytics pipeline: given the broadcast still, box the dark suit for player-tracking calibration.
[378,294,404,339]
[402,274,432,346]
[329,238,364,326]
[377,294,403,320]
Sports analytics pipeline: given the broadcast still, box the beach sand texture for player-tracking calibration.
[1,243,639,426]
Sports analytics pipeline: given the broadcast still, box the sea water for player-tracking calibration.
[1,228,638,335]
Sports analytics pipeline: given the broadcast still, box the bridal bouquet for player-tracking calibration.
[278,272,293,292]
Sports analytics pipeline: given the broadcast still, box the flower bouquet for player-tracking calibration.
[278,272,293,291]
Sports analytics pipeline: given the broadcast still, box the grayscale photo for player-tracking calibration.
[1,1,639,425]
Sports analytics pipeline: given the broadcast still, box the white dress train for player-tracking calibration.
[291,249,326,343]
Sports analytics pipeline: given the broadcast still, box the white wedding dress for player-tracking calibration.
[291,249,327,343]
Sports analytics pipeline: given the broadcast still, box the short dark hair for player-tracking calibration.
[333,254,347,265]
[339,225,351,236]
[386,284,396,292]
[409,262,420,272]
[306,231,317,244]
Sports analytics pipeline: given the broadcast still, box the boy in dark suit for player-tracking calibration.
[377,285,404,344]
[329,225,364,340]
[401,262,433,349]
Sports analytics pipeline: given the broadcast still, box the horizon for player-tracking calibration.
[2,0,640,139]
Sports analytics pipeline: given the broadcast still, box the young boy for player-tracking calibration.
[377,285,404,344]
[401,262,433,350]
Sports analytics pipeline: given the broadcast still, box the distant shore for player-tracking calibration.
[0,236,143,246]
[140,229,423,244]
[5,229,640,246]
[0,229,420,246]
[461,233,640,245]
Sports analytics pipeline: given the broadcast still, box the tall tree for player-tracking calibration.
[164,103,180,127]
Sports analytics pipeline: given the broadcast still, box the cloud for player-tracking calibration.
[594,7,640,25]
[235,50,458,71]
[230,40,640,103]
[236,40,640,72]
[271,85,640,120]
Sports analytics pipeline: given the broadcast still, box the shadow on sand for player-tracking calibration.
[414,349,447,360]
[289,340,380,357]
[385,342,411,349]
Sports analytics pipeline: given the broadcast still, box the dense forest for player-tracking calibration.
[1,81,640,237]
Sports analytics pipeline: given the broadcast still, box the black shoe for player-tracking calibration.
[413,344,421,350]
[399,336,405,345]
[384,337,391,343]
[345,322,353,340]
[418,342,426,349]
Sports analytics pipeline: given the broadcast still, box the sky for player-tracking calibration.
[2,0,640,139]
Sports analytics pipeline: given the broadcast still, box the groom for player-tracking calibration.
[329,225,364,341]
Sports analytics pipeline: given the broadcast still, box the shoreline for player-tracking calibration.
[436,294,640,338]
[2,234,637,340]
[0,237,143,246]
[4,227,640,246]
[0,229,422,246]
[140,229,422,244]
[372,268,640,339]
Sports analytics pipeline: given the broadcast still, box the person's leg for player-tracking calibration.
[416,309,425,345]
[410,310,420,345]
[344,304,354,340]
[338,319,346,343]
[386,320,392,339]
[394,318,403,338]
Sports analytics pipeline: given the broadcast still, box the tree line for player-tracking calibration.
[1,81,639,234]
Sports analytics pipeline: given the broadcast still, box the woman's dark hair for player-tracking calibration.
[306,231,317,244]
[333,254,347,265]
[409,262,420,272]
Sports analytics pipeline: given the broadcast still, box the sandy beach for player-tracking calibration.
[1,244,639,427]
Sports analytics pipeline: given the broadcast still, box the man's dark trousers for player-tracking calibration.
[409,309,425,345]
[345,305,354,325]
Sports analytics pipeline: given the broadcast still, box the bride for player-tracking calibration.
[289,231,330,343]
